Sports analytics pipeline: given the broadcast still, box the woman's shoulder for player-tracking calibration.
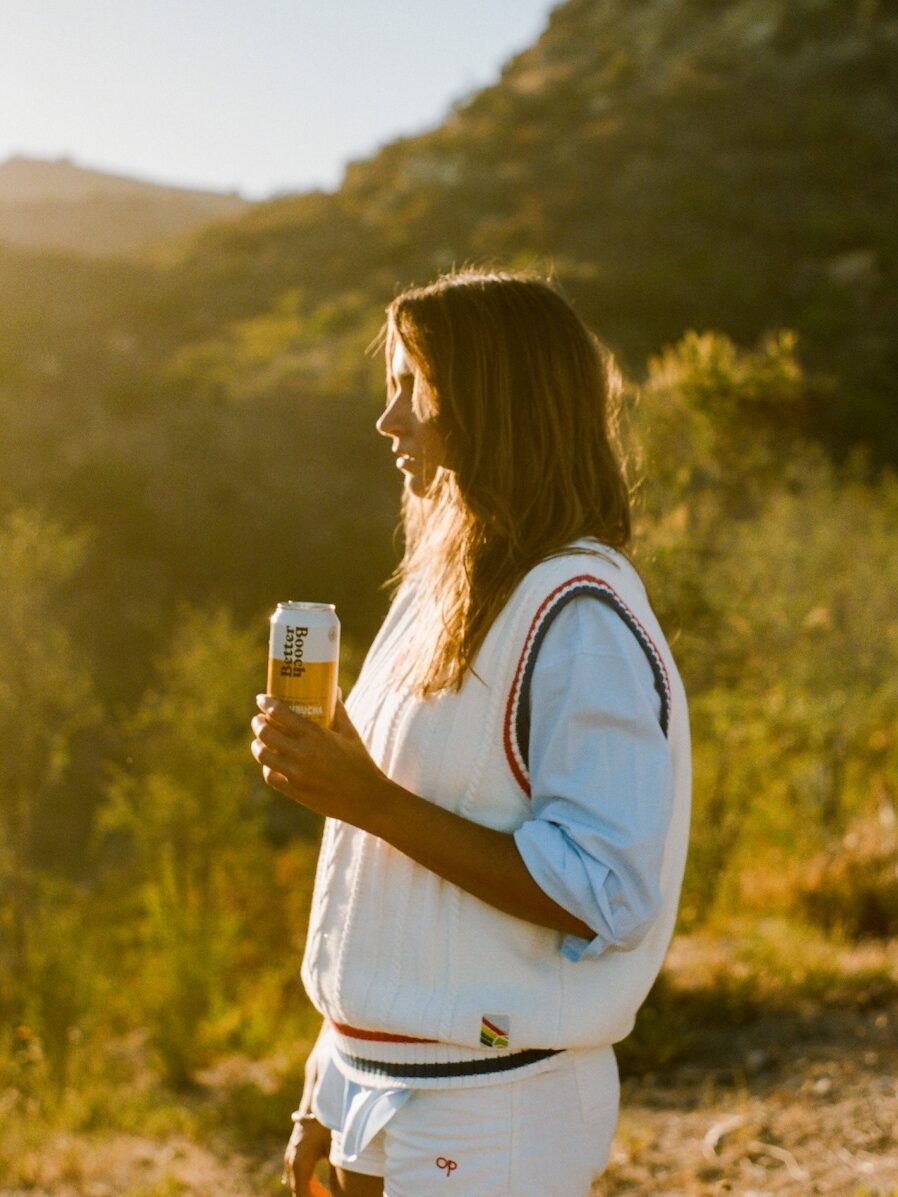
[510,540,674,741]
[518,538,645,602]
[508,539,665,674]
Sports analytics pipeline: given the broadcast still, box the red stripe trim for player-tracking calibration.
[503,573,671,797]
[481,1017,506,1037]
[330,1020,439,1045]
[503,576,582,797]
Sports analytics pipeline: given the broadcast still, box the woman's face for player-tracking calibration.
[376,338,447,498]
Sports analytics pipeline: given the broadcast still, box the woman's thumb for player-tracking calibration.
[330,694,360,741]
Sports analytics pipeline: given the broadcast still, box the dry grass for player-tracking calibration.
[0,1133,257,1197]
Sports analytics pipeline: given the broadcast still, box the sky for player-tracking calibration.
[0,0,559,200]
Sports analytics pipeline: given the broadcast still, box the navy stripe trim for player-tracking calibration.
[336,1047,561,1080]
[516,583,671,777]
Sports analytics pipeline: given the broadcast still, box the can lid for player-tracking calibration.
[275,601,336,612]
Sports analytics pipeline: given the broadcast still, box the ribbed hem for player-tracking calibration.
[327,1026,568,1091]
[337,1046,561,1081]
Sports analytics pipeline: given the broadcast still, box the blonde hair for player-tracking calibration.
[381,269,631,697]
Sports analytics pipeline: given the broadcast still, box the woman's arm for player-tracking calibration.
[251,698,595,940]
[511,597,674,958]
[283,1023,331,1197]
[252,597,672,947]
[366,760,597,940]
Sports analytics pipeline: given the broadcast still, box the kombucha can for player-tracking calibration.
[267,602,340,727]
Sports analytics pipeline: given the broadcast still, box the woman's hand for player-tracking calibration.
[283,1030,331,1196]
[251,696,390,823]
[283,1112,331,1196]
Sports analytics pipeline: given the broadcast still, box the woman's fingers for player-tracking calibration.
[251,735,282,771]
[251,726,317,809]
[252,713,308,758]
[256,694,319,735]
[251,710,323,795]
[261,764,292,793]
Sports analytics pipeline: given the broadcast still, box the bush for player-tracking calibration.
[798,814,898,938]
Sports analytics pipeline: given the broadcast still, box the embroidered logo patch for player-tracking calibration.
[480,1014,510,1049]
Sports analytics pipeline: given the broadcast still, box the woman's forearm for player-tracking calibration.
[364,774,595,941]
[251,696,594,940]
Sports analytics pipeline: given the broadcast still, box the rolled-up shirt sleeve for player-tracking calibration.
[512,597,674,962]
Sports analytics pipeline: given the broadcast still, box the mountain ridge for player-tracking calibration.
[0,154,247,204]
[0,154,251,258]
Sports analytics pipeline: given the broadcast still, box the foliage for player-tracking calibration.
[681,465,898,923]
[627,332,898,923]
[99,607,277,1085]
[798,811,898,938]
[0,508,100,1026]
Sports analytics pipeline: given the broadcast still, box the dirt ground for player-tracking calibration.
[595,1000,898,1196]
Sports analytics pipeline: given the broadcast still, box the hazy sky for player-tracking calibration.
[0,0,558,199]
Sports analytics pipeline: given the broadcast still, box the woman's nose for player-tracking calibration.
[376,395,406,438]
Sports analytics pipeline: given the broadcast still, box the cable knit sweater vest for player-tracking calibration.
[301,542,691,1088]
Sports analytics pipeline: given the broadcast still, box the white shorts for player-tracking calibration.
[315,1044,620,1197]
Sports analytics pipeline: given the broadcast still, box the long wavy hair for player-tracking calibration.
[381,269,631,697]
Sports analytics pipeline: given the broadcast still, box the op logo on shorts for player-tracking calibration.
[480,1014,510,1048]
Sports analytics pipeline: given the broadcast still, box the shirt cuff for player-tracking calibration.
[514,821,611,962]
[560,932,606,962]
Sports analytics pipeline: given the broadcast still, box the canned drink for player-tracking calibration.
[267,602,340,727]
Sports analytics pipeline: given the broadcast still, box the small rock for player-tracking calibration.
[745,1048,769,1074]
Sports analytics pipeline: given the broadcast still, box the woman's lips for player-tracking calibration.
[395,453,417,471]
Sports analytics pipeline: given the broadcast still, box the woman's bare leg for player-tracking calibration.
[328,1164,384,1196]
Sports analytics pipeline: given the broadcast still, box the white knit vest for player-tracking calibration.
[301,542,691,1086]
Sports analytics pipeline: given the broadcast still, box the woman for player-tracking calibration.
[251,270,691,1197]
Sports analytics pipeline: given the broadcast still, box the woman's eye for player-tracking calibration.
[387,374,414,403]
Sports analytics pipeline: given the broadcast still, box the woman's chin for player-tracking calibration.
[404,471,433,499]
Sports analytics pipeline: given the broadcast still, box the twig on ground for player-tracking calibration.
[748,1139,809,1182]
[701,1113,748,1161]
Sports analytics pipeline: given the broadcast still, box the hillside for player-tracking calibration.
[0,155,250,258]
[169,0,898,457]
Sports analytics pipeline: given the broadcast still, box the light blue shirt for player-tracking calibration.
[513,596,674,962]
[311,1025,410,1161]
